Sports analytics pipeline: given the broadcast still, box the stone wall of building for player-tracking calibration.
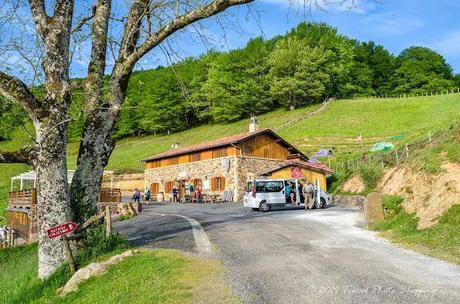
[144,156,286,202]
[235,157,286,201]
[145,156,238,200]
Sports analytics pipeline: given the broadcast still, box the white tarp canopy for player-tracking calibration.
[10,170,114,191]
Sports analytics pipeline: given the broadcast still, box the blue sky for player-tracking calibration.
[121,0,460,76]
[2,0,449,79]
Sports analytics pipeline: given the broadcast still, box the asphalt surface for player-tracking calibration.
[114,203,460,304]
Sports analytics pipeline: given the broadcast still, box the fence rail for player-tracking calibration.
[359,88,460,100]
[332,119,459,173]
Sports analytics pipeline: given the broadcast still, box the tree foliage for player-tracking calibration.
[1,22,457,141]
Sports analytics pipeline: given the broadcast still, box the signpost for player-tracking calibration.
[47,222,77,239]
[47,222,78,274]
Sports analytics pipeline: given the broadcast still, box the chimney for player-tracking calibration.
[171,142,180,149]
[249,116,259,133]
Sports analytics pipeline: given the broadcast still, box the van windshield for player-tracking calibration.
[255,181,284,193]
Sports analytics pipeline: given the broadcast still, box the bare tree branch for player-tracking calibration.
[84,0,111,113]
[124,0,255,71]
[118,0,150,60]
[72,6,97,33]
[0,71,46,120]
[28,0,50,37]
[0,146,35,164]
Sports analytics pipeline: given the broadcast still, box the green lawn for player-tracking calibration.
[371,196,460,264]
[0,246,237,304]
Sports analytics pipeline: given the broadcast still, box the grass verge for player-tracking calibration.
[0,244,237,304]
[371,195,460,264]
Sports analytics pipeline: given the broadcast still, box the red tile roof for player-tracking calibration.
[142,128,308,162]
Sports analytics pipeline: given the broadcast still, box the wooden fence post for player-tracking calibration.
[62,236,76,274]
[7,228,12,247]
[105,206,112,238]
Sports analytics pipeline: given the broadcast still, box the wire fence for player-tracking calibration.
[331,119,459,173]
[360,88,460,100]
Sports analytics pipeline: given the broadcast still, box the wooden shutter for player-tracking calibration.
[218,177,225,190]
[211,177,225,191]
[165,181,174,193]
[150,183,159,194]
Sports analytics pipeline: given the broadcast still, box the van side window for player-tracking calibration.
[265,181,284,192]
[255,182,266,192]
[255,181,284,192]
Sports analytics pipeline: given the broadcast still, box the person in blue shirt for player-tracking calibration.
[172,186,178,203]
[133,188,141,203]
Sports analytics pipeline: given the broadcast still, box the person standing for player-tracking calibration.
[302,181,313,210]
[144,188,151,203]
[133,188,141,204]
[172,185,178,203]
[285,182,293,203]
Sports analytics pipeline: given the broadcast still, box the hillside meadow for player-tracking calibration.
[68,93,460,171]
[1,94,460,223]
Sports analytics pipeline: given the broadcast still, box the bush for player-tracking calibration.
[358,163,383,190]
[77,226,128,265]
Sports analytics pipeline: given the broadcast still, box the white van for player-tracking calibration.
[243,179,330,212]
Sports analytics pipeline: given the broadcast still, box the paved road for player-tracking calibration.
[114,203,460,304]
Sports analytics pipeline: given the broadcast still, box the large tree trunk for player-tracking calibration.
[36,120,72,278]
[70,73,129,222]
[70,111,117,223]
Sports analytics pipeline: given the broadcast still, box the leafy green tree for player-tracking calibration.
[201,38,273,122]
[392,46,454,94]
[267,37,330,109]
[287,23,355,98]
[135,67,189,134]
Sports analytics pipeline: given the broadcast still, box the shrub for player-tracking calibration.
[77,226,128,265]
[358,163,383,190]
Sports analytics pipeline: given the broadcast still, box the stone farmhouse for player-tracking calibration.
[143,120,332,202]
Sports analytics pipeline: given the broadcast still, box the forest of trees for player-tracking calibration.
[1,22,458,140]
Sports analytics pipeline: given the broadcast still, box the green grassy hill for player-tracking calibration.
[68,93,460,172]
[1,94,460,223]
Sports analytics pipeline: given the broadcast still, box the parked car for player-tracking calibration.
[243,178,330,212]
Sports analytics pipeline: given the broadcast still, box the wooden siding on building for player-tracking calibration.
[239,134,290,159]
[145,134,290,169]
[268,167,327,190]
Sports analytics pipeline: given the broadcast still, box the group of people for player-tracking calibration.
[132,188,151,204]
[132,182,204,205]
[284,180,317,209]
[172,183,202,203]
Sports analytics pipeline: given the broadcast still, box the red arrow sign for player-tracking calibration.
[47,222,77,239]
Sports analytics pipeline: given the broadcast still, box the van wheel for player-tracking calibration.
[320,198,327,209]
[260,201,270,212]
[252,208,259,211]
[315,198,326,209]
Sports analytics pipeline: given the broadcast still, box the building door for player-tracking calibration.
[178,179,188,199]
